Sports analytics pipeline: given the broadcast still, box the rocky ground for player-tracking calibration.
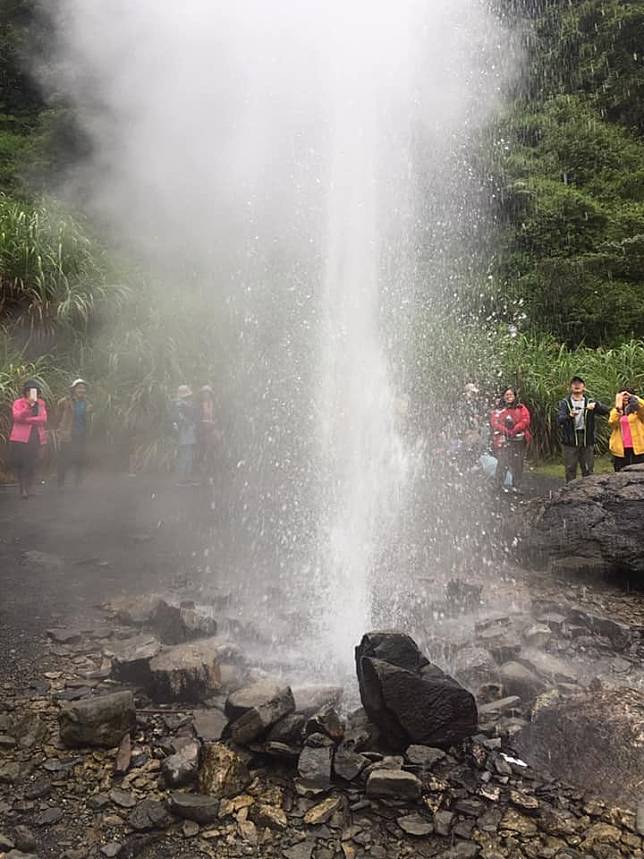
[0,473,643,859]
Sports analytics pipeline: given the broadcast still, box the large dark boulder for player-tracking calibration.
[524,466,644,577]
[514,687,644,807]
[355,632,477,749]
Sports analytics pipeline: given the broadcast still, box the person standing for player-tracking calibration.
[56,379,93,488]
[171,385,197,485]
[608,388,644,471]
[197,385,217,480]
[9,379,48,498]
[557,375,610,482]
[489,386,532,492]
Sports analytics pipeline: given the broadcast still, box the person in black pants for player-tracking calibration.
[557,376,610,482]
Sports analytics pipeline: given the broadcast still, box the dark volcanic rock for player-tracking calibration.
[58,690,135,748]
[297,742,333,787]
[356,632,477,749]
[128,799,173,831]
[366,769,422,800]
[148,638,221,702]
[168,791,219,824]
[355,631,429,678]
[107,634,160,685]
[228,684,295,744]
[524,467,644,576]
[514,687,644,806]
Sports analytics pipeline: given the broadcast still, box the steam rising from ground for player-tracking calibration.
[53,1,514,673]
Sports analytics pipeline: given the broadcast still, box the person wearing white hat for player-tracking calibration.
[171,385,198,485]
[56,378,93,488]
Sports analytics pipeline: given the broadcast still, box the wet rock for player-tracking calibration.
[433,810,455,836]
[148,638,222,702]
[405,744,446,768]
[168,791,220,824]
[333,745,368,781]
[229,685,295,744]
[303,795,341,825]
[357,637,478,748]
[524,468,644,576]
[192,709,227,742]
[0,761,22,783]
[58,690,136,748]
[297,743,332,787]
[181,819,199,837]
[282,843,315,859]
[13,826,37,852]
[397,813,433,836]
[110,787,136,809]
[24,778,52,800]
[115,732,131,774]
[356,630,429,675]
[499,661,547,701]
[198,742,251,798]
[225,680,284,720]
[566,607,631,650]
[107,634,160,685]
[343,707,380,752]
[477,696,521,717]
[453,646,500,689]
[249,803,288,830]
[36,807,63,826]
[127,799,173,831]
[267,713,306,745]
[292,685,343,715]
[305,705,344,743]
[149,601,217,645]
[109,594,166,626]
[523,624,551,648]
[47,627,82,644]
[161,738,200,787]
[515,687,644,806]
[365,769,422,800]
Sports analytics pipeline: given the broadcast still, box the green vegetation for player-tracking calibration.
[486,0,644,348]
[0,0,643,474]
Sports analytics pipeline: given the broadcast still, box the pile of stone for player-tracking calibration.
[2,615,643,859]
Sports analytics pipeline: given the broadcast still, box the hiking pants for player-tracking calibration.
[563,444,594,483]
[495,442,526,489]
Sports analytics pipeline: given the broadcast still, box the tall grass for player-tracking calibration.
[0,194,130,337]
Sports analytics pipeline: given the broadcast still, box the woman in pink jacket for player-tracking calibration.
[9,379,48,498]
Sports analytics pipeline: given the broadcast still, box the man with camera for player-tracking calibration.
[557,376,610,482]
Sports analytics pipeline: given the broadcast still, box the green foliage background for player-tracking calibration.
[1,0,643,471]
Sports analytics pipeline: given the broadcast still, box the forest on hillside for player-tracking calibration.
[0,0,643,464]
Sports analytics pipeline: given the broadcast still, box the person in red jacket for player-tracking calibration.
[489,386,532,493]
[9,379,48,498]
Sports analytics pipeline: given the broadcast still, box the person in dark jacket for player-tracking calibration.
[557,376,610,482]
[56,378,93,488]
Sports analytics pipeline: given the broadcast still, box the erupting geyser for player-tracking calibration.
[53,0,513,672]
